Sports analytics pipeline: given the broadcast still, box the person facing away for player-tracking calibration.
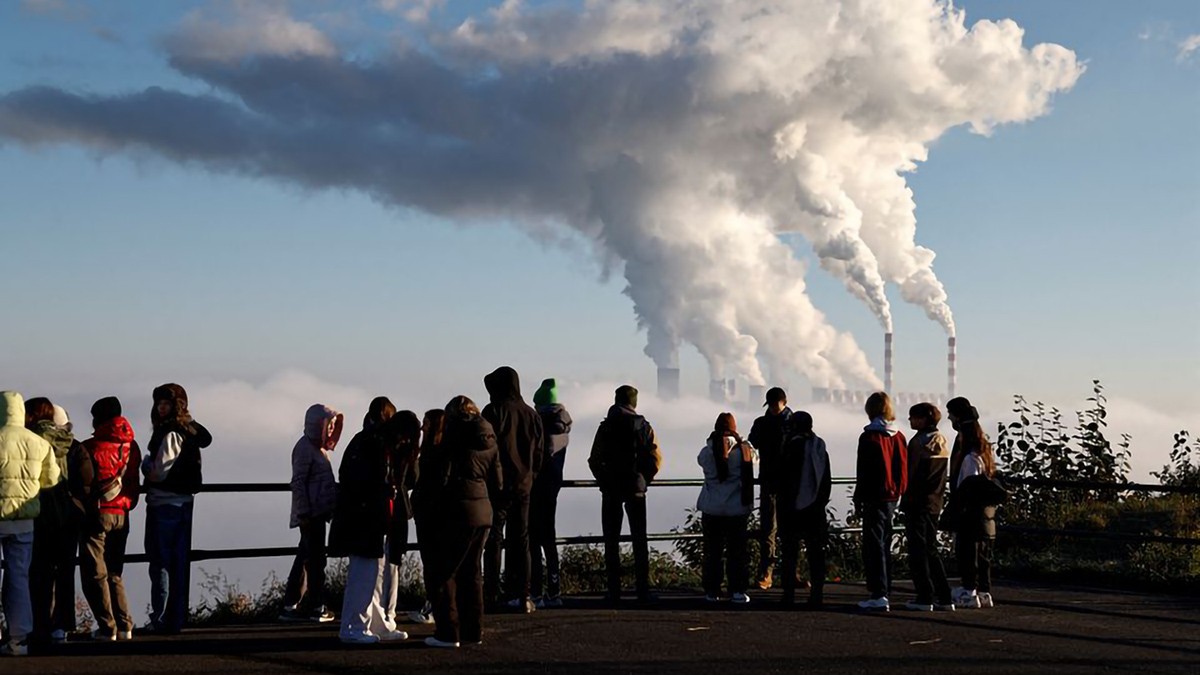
[480,366,544,613]
[944,398,1004,610]
[853,391,908,612]
[423,395,503,649]
[777,411,831,608]
[588,385,662,604]
[407,408,446,627]
[747,387,792,590]
[141,383,212,635]
[281,403,344,624]
[0,391,61,657]
[23,397,79,644]
[899,402,954,612]
[530,377,572,608]
[78,396,142,642]
[329,408,420,645]
[696,412,756,604]
[357,397,403,628]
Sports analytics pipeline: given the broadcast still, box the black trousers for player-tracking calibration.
[282,519,327,612]
[601,493,649,597]
[431,524,490,644]
[701,513,749,596]
[484,490,530,603]
[956,534,994,593]
[757,492,777,576]
[906,513,952,604]
[530,450,566,599]
[31,489,79,637]
[779,505,827,599]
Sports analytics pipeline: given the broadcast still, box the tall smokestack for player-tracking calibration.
[884,332,894,393]
[947,336,957,399]
[657,367,680,400]
[709,379,726,402]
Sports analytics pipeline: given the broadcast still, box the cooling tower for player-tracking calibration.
[657,367,680,400]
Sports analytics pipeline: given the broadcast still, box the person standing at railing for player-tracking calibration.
[697,412,756,604]
[0,391,61,657]
[408,408,446,626]
[481,366,544,614]
[530,378,572,608]
[329,408,419,645]
[280,403,343,624]
[78,396,142,641]
[853,392,908,612]
[423,396,503,649]
[748,387,792,590]
[142,383,213,635]
[777,411,830,608]
[356,398,401,628]
[899,402,954,612]
[944,397,1003,610]
[588,385,662,605]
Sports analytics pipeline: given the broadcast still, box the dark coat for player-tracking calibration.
[482,367,544,495]
[748,407,792,495]
[328,429,394,559]
[537,403,573,460]
[777,433,832,514]
[942,473,1007,539]
[588,405,662,497]
[418,415,503,529]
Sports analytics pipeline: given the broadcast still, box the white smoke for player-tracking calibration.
[0,0,1082,385]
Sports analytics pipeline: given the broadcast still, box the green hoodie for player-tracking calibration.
[533,378,558,406]
[33,419,73,480]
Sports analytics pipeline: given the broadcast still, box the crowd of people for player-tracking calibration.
[0,367,1005,656]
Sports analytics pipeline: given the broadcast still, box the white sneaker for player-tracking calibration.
[408,602,435,625]
[50,629,68,642]
[117,630,133,641]
[934,603,956,612]
[378,630,408,642]
[978,592,994,608]
[1,640,29,657]
[704,594,721,602]
[340,633,381,645]
[425,636,460,649]
[858,597,890,611]
[90,629,117,642]
[903,601,934,612]
[955,590,981,609]
[731,593,750,604]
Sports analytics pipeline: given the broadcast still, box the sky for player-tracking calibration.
[1,0,1198,615]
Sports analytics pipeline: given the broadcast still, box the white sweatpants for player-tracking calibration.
[340,556,393,639]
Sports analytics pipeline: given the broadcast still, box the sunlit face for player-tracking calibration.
[156,399,173,419]
[908,414,925,431]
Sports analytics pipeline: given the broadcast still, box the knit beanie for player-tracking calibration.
[91,396,122,424]
[533,378,558,406]
[614,385,638,409]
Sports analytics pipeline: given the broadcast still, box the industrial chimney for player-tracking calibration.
[657,367,680,400]
[709,379,727,402]
[884,332,894,394]
[748,385,766,408]
[947,336,957,399]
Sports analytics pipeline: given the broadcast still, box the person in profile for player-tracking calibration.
[280,403,343,624]
[530,378,572,608]
[141,383,212,634]
[748,387,792,589]
[900,402,954,612]
[944,397,1004,610]
[696,412,755,604]
[853,392,907,612]
[424,396,502,649]
[777,411,830,608]
[588,385,661,604]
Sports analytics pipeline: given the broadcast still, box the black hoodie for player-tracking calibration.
[430,414,504,528]
[481,367,545,495]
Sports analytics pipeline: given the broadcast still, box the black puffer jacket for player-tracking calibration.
[482,367,544,495]
[588,405,662,497]
[328,429,393,559]
[421,415,503,529]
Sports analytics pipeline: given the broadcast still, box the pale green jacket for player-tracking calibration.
[0,391,60,522]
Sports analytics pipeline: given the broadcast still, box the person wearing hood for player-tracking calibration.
[480,366,544,613]
[422,396,503,649]
[697,413,756,604]
[141,383,213,635]
[0,391,60,656]
[588,385,662,604]
[853,392,908,612]
[530,378,572,608]
[747,387,792,590]
[329,407,418,645]
[24,398,81,643]
[281,403,344,624]
[777,411,831,608]
[900,402,954,612]
[78,396,142,641]
[944,397,1003,610]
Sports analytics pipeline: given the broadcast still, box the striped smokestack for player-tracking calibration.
[947,336,957,399]
[884,332,894,393]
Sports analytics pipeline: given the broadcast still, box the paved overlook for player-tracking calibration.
[9,583,1199,674]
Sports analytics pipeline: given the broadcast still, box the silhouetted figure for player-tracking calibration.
[530,378,572,607]
[853,392,907,612]
[697,412,755,603]
[777,411,830,608]
[900,402,954,612]
[748,387,791,590]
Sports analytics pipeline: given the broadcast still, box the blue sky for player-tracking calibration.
[1,0,1197,418]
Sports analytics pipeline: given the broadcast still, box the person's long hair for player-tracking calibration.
[24,396,54,429]
[363,396,397,430]
[960,419,996,477]
[385,410,422,476]
[421,409,446,456]
[445,395,479,420]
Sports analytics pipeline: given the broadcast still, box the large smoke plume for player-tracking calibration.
[0,0,1082,387]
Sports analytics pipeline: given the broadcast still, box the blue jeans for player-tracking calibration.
[145,502,194,631]
[861,502,897,599]
[0,530,34,642]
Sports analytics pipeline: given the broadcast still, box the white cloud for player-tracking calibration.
[165,1,337,63]
[1178,34,1200,62]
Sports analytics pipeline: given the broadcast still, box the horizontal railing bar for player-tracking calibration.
[995,526,1200,546]
[999,478,1200,494]
[191,477,859,493]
